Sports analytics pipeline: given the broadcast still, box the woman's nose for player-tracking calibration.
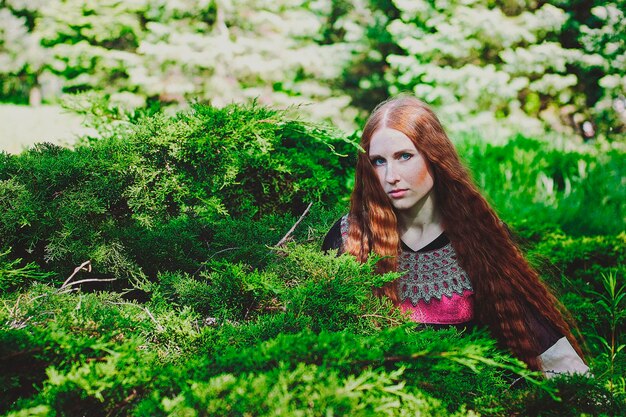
[385,164,400,183]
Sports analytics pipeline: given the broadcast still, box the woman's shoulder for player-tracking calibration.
[321,215,348,253]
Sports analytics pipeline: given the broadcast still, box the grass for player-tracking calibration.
[0,104,93,154]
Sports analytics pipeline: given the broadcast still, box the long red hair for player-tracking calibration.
[345,96,583,370]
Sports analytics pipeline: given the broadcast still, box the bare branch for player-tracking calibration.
[209,247,240,259]
[61,278,117,288]
[61,260,92,289]
[3,294,33,329]
[275,202,313,247]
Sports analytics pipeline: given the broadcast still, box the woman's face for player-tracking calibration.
[368,127,434,213]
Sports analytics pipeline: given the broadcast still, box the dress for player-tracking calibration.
[322,215,589,377]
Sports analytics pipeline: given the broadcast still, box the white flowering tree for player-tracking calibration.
[0,0,623,136]
[0,0,48,103]
[132,0,359,129]
[0,0,359,129]
[344,0,625,138]
[568,1,626,134]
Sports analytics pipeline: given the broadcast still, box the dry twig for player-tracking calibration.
[276,202,313,247]
[61,260,93,289]
[59,260,116,292]
[3,294,32,329]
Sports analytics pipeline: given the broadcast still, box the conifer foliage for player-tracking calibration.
[0,101,353,281]
[1,104,625,416]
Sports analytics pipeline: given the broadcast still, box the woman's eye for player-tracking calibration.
[371,158,385,166]
[400,153,412,161]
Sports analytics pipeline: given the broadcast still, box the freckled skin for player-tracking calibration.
[368,128,434,214]
[415,162,430,184]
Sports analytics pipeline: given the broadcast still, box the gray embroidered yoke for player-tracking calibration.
[398,243,473,305]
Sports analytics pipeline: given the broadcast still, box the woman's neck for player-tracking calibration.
[396,192,443,251]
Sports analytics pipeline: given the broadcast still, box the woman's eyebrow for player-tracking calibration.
[369,149,414,158]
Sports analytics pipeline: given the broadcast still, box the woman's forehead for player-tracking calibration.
[368,128,417,155]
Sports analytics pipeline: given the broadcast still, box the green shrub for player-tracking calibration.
[527,232,626,288]
[2,103,625,416]
[459,135,626,236]
[0,249,551,417]
[0,102,354,281]
[0,248,56,294]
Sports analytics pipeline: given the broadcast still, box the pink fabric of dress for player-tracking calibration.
[400,290,474,324]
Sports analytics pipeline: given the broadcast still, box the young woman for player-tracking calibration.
[322,96,588,377]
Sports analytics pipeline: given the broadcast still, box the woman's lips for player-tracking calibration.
[388,189,408,198]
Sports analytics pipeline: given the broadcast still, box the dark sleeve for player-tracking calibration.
[321,218,343,253]
[524,302,563,354]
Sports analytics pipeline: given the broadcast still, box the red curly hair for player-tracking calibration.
[345,96,583,370]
